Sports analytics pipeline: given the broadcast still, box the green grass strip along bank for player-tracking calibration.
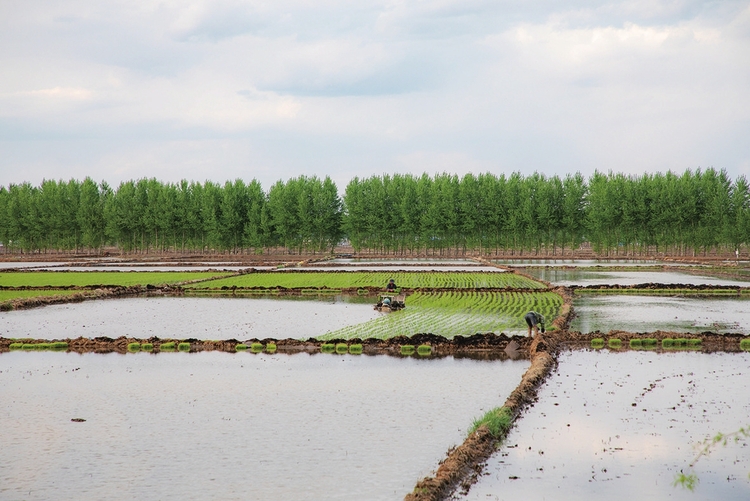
[0,290,79,302]
[319,290,562,340]
[188,271,544,290]
[0,271,232,288]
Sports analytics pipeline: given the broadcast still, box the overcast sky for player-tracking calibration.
[1,0,749,191]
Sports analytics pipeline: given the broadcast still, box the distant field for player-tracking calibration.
[319,291,562,340]
[0,290,78,302]
[189,271,545,289]
[0,272,232,288]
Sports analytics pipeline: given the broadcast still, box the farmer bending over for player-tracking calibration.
[524,311,545,338]
[386,278,397,292]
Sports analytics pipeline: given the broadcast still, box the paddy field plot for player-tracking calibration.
[320,291,563,340]
[456,349,750,501]
[0,271,232,288]
[0,290,79,303]
[190,271,544,290]
[570,294,750,334]
[0,296,382,341]
[523,268,750,287]
[0,350,529,501]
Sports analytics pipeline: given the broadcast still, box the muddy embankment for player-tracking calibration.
[0,332,533,359]
[405,335,557,501]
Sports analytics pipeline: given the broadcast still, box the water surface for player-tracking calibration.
[525,269,750,287]
[570,295,750,333]
[0,351,529,501]
[0,296,382,340]
[456,350,750,501]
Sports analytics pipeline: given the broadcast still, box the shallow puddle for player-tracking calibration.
[0,296,382,340]
[525,269,750,287]
[456,349,750,501]
[570,295,750,334]
[0,351,529,501]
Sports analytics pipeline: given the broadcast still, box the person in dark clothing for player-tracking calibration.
[524,311,545,338]
[386,279,397,291]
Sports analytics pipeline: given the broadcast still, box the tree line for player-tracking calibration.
[0,169,748,256]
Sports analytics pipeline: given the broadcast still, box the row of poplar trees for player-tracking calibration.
[0,168,748,256]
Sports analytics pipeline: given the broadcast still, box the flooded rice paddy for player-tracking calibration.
[570,295,750,334]
[524,269,750,287]
[493,259,665,267]
[456,349,750,501]
[0,351,529,501]
[0,296,382,341]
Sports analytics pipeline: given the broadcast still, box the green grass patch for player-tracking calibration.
[400,344,415,355]
[0,290,79,302]
[629,339,642,348]
[321,343,335,353]
[335,343,348,354]
[187,271,545,290]
[141,343,153,351]
[469,406,513,438]
[417,344,432,356]
[0,271,232,288]
[608,338,622,349]
[235,343,248,351]
[319,290,562,340]
[591,338,605,349]
[127,342,141,352]
[348,343,363,354]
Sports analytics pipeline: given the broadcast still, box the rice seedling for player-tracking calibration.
[321,343,335,353]
[0,271,231,288]
[187,271,545,290]
[400,345,415,355]
[141,343,153,351]
[235,343,248,350]
[9,343,23,350]
[687,338,702,347]
[642,338,658,347]
[662,338,675,348]
[21,343,37,350]
[50,342,68,350]
[251,342,264,353]
[608,338,622,349]
[629,339,642,349]
[320,291,563,340]
[160,342,176,351]
[468,406,513,438]
[740,339,750,350]
[178,342,191,352]
[590,338,605,349]
[417,345,432,356]
[127,342,141,352]
[674,338,688,347]
[348,344,363,354]
[335,343,348,354]
[266,343,277,353]
[0,290,78,302]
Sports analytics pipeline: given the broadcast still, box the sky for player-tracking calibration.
[1,0,749,191]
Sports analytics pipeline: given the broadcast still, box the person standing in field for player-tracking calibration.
[386,278,397,291]
[524,311,545,338]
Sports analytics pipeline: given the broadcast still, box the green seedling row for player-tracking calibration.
[319,291,562,340]
[10,342,68,351]
[187,271,545,290]
[0,271,232,288]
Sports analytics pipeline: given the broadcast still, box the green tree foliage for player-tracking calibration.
[2,170,750,256]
